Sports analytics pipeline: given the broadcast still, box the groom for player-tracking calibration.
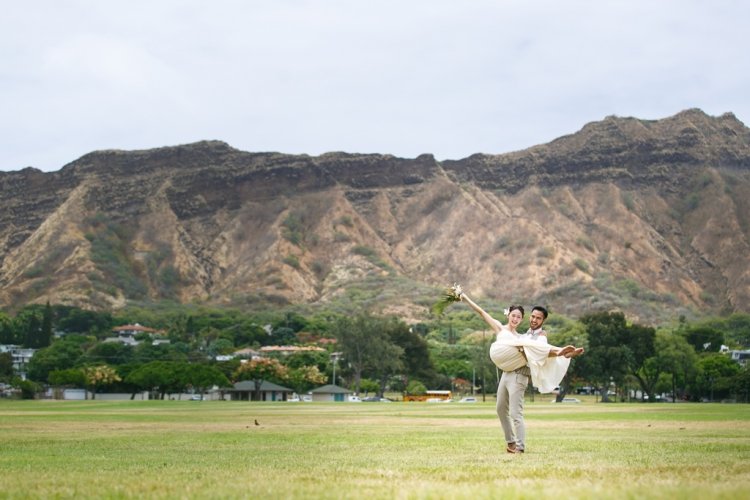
[498,305,549,454]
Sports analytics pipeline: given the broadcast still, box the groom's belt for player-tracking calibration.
[512,366,531,377]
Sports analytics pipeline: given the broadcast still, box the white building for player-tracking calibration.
[0,344,36,380]
[729,349,750,367]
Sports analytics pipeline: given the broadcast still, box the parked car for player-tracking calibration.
[458,397,478,403]
[550,397,581,403]
[189,395,203,401]
[348,395,362,402]
[361,396,380,402]
[287,395,300,402]
[302,395,312,402]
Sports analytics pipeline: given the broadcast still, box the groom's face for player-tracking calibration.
[529,310,546,330]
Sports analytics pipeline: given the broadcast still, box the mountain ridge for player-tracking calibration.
[1,109,749,324]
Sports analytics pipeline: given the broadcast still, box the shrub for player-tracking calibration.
[621,192,635,212]
[684,193,700,212]
[283,255,300,269]
[576,236,596,252]
[281,212,306,247]
[333,231,350,243]
[336,215,354,228]
[537,246,555,259]
[352,245,376,257]
[573,259,590,273]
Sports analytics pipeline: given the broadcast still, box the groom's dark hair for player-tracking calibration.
[531,306,548,319]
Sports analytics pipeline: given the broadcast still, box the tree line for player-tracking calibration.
[1,303,749,402]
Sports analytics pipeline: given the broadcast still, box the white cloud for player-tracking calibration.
[1,0,748,171]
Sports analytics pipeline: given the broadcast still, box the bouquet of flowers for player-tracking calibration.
[432,283,463,316]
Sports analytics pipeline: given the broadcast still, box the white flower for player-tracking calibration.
[503,308,510,317]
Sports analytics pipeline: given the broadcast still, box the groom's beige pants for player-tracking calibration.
[496,370,530,451]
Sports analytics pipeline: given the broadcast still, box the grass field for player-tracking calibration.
[1,398,749,499]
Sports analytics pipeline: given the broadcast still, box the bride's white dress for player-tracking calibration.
[489,328,571,393]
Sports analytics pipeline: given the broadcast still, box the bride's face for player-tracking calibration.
[507,309,523,329]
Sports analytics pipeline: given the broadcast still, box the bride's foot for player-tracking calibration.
[565,347,585,358]
[558,345,575,357]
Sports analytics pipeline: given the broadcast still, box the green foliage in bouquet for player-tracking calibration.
[431,284,463,316]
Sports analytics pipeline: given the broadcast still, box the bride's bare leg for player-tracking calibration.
[564,347,585,358]
[551,345,575,357]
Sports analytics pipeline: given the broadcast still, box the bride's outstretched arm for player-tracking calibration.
[460,293,502,334]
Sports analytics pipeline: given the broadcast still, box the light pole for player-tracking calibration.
[331,352,342,386]
[482,329,486,402]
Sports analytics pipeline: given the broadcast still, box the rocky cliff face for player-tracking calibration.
[1,109,748,323]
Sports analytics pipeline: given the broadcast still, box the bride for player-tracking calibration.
[459,292,583,393]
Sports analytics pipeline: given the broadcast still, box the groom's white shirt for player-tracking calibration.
[525,328,547,343]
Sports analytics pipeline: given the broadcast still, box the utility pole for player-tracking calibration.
[331,352,342,386]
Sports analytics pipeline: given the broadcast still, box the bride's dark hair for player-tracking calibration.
[508,305,525,317]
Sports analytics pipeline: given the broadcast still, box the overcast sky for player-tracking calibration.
[2,1,748,172]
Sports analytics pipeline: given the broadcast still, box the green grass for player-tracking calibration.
[0,400,749,499]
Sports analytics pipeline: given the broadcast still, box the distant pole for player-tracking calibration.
[331,352,341,386]
[482,329,486,402]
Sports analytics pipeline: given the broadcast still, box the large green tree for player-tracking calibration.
[40,302,53,349]
[388,321,437,387]
[653,329,698,401]
[80,342,134,365]
[285,365,327,395]
[184,364,231,397]
[370,319,404,396]
[56,307,113,336]
[234,358,289,401]
[0,312,16,344]
[124,361,189,399]
[732,366,750,403]
[723,314,750,347]
[693,353,740,401]
[49,367,86,388]
[331,313,405,394]
[578,312,632,401]
[628,324,658,400]
[683,326,724,353]
[577,312,656,401]
[0,352,13,380]
[26,338,86,382]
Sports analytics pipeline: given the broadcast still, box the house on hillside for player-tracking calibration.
[310,384,352,402]
[259,345,325,356]
[104,324,168,346]
[228,380,294,401]
[233,348,261,360]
